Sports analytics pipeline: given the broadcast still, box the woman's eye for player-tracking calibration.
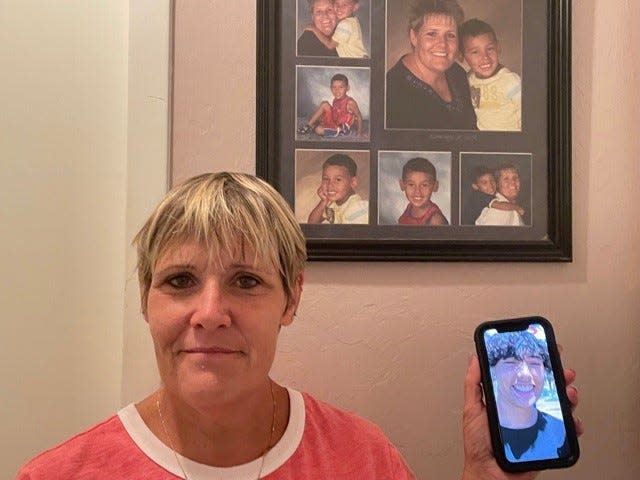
[167,274,194,289]
[236,275,260,289]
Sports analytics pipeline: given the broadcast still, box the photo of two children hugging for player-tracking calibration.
[294,150,530,226]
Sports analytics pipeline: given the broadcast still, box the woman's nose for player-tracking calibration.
[435,34,445,45]
[190,280,232,329]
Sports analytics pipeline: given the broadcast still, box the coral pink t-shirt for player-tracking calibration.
[17,389,415,479]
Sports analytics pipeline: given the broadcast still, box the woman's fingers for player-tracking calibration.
[562,367,584,436]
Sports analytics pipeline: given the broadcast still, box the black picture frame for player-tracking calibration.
[256,0,571,261]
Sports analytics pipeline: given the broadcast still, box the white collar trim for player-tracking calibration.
[117,388,305,479]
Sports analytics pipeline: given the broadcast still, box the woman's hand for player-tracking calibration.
[461,355,583,480]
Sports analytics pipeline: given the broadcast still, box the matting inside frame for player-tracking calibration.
[271,0,551,243]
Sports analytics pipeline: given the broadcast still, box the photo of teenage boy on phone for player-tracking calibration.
[486,330,570,462]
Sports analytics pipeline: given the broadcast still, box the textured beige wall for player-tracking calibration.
[163,1,640,479]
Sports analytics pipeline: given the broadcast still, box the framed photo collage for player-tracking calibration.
[256,0,572,261]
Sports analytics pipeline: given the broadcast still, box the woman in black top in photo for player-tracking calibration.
[386,0,477,130]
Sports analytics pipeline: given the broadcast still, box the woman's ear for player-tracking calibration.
[409,28,418,49]
[281,273,304,327]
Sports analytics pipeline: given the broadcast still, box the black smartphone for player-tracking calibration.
[474,316,580,472]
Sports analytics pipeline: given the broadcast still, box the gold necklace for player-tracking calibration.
[155,381,277,480]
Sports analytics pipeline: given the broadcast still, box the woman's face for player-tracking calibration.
[410,14,459,77]
[311,0,337,37]
[145,240,301,406]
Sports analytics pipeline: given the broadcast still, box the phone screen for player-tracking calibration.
[475,317,579,472]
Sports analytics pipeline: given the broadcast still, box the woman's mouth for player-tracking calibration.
[182,346,239,355]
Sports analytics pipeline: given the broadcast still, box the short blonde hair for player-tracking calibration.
[133,172,307,311]
[408,0,464,33]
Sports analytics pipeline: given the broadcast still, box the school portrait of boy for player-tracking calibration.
[377,150,452,226]
[296,65,370,142]
[294,149,370,224]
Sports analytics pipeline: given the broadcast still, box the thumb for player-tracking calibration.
[464,354,483,408]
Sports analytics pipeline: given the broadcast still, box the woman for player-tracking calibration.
[386,0,477,130]
[297,0,339,57]
[17,173,581,479]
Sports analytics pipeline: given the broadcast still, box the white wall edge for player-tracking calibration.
[122,0,172,404]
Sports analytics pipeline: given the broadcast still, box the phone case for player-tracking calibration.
[474,316,580,472]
